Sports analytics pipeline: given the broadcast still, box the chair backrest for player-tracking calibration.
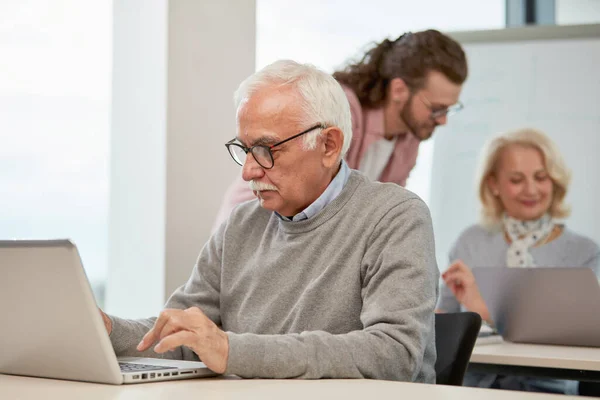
[435,311,482,386]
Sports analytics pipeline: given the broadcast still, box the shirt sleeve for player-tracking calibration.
[224,198,439,381]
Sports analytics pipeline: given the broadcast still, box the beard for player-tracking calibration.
[400,95,437,141]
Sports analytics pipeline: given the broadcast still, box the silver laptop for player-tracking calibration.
[0,239,218,384]
[473,267,600,347]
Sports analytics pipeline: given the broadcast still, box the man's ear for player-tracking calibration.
[321,127,344,168]
[389,77,410,105]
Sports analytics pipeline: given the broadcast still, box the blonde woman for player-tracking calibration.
[437,128,599,394]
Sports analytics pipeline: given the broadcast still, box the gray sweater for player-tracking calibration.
[109,171,439,382]
[437,223,600,313]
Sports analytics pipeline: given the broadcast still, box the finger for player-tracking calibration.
[444,264,457,274]
[158,314,187,341]
[455,260,472,274]
[443,271,469,287]
[154,330,195,354]
[138,310,174,351]
[157,322,178,342]
[443,269,466,282]
[448,263,475,282]
[446,260,468,274]
[442,262,462,277]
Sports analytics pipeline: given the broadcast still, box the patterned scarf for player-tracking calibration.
[503,213,554,267]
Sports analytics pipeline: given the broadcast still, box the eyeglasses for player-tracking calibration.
[225,124,325,169]
[418,93,464,120]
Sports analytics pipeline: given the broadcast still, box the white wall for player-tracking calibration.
[431,25,600,271]
[557,0,600,25]
[107,0,255,318]
[164,1,256,298]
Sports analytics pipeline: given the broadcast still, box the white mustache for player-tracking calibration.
[249,180,278,192]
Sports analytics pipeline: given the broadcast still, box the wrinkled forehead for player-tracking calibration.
[236,86,305,143]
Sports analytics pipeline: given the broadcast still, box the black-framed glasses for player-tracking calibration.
[225,124,325,169]
[418,93,464,120]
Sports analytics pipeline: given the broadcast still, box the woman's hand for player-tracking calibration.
[442,260,491,322]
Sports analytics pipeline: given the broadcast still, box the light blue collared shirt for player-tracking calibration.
[277,160,351,222]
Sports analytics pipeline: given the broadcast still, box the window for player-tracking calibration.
[556,0,600,25]
[0,1,112,306]
[256,0,505,204]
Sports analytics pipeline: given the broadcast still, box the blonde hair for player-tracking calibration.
[477,128,571,228]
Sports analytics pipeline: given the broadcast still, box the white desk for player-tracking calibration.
[470,341,600,382]
[0,374,580,400]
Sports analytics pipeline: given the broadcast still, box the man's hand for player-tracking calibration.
[99,308,112,334]
[137,307,229,374]
[442,260,491,322]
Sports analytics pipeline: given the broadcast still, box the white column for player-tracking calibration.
[107,0,255,318]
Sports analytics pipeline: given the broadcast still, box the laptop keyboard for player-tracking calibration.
[119,362,177,372]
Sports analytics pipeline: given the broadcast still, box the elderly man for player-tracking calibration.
[101,60,439,381]
[213,30,467,229]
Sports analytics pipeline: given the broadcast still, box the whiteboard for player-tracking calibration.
[430,24,600,271]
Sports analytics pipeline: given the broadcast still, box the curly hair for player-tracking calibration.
[333,30,468,108]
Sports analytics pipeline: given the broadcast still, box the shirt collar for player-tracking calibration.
[277,160,351,222]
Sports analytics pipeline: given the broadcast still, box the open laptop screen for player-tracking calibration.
[473,267,600,347]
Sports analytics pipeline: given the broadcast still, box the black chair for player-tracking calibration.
[435,311,482,386]
[579,382,600,397]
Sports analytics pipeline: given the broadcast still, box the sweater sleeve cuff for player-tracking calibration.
[224,332,309,378]
[225,332,265,377]
[108,315,145,355]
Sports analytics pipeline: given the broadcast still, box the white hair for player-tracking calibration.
[248,180,278,192]
[234,60,352,161]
